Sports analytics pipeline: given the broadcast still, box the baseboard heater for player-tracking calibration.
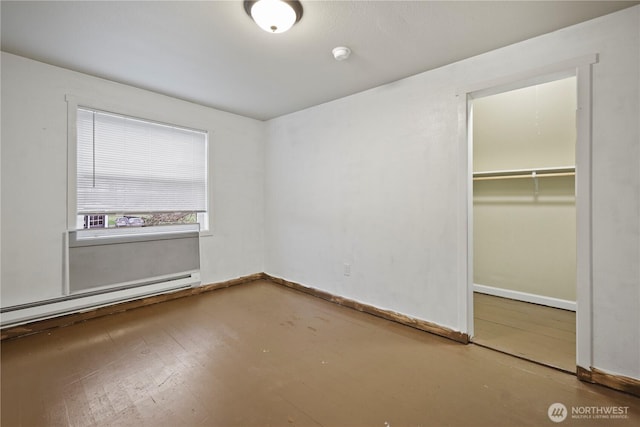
[1,226,201,327]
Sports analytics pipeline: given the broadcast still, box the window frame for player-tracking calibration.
[66,95,212,237]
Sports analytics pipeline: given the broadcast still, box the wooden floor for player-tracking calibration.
[2,280,638,426]
[473,293,576,373]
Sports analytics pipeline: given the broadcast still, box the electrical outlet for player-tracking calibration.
[343,263,351,276]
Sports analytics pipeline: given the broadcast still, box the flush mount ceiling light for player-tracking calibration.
[244,0,303,34]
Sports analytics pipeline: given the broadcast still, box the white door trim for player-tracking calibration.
[456,54,597,371]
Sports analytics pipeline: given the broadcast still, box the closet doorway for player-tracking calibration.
[470,77,577,373]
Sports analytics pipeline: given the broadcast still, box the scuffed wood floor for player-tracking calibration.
[2,280,638,426]
[473,292,576,372]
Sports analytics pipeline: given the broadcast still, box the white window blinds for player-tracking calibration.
[77,108,207,214]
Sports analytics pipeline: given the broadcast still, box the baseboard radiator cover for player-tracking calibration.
[0,277,196,328]
[1,228,201,328]
[0,273,264,340]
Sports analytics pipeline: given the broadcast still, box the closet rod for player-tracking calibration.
[474,171,575,181]
[473,166,575,181]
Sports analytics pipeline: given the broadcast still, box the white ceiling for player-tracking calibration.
[2,1,637,120]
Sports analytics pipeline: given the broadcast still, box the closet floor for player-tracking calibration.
[473,292,576,373]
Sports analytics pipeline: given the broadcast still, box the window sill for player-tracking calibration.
[70,224,204,246]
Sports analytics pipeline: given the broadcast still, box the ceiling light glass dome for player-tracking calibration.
[244,0,303,34]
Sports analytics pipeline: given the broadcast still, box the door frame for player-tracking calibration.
[456,54,598,371]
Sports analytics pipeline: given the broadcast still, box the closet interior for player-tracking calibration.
[471,77,577,372]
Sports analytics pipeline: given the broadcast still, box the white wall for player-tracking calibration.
[265,6,639,379]
[473,78,577,172]
[1,52,265,307]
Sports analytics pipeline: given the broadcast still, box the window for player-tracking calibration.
[84,214,106,229]
[75,107,208,233]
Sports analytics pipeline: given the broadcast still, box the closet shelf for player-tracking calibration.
[473,166,575,181]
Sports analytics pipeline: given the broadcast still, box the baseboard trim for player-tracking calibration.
[2,272,470,345]
[474,283,576,311]
[264,274,469,344]
[0,273,265,341]
[6,273,639,396]
[577,366,640,397]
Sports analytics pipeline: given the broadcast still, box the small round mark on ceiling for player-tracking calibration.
[332,46,351,61]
